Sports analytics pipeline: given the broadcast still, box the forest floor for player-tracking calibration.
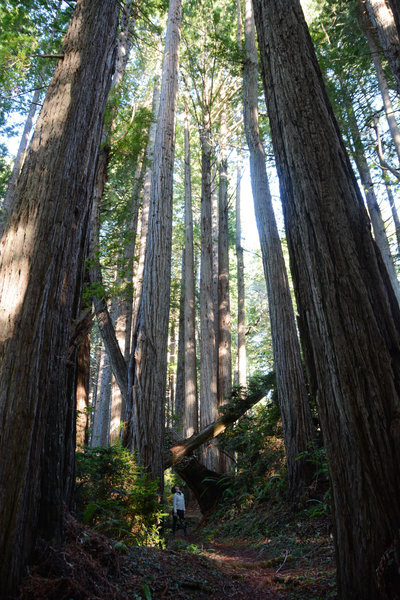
[17,500,336,600]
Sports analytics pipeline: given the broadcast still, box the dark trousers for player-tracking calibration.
[172,509,186,534]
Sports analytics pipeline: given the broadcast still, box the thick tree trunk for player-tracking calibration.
[253,0,400,597]
[123,76,161,444]
[200,111,219,470]
[217,113,232,472]
[130,0,182,491]
[364,0,400,92]
[183,110,199,438]
[243,0,315,500]
[0,1,118,595]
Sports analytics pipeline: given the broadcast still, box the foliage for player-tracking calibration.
[0,144,11,204]
[297,443,331,518]
[75,444,166,548]
[217,372,287,513]
[0,1,71,123]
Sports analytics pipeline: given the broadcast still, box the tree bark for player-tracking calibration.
[175,261,186,435]
[388,0,400,36]
[89,190,129,404]
[123,75,161,444]
[91,345,111,447]
[0,1,118,595]
[217,112,232,411]
[364,0,400,92]
[217,111,232,472]
[235,152,247,390]
[130,0,182,491]
[200,110,219,470]
[87,0,138,417]
[183,108,199,438]
[243,0,315,500]
[76,329,90,448]
[253,0,400,597]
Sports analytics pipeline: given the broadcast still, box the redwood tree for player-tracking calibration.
[253,0,400,597]
[0,0,119,595]
[242,0,315,500]
[129,0,182,490]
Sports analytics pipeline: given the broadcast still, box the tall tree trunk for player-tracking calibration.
[123,76,161,444]
[217,112,232,472]
[243,0,315,500]
[253,0,400,598]
[384,172,400,251]
[131,75,161,334]
[200,110,219,471]
[347,111,400,306]
[0,1,118,595]
[89,178,128,404]
[130,0,182,491]
[76,329,90,448]
[168,318,177,430]
[88,0,137,409]
[175,259,186,435]
[91,346,111,447]
[110,296,128,444]
[218,112,232,410]
[235,152,247,390]
[360,1,400,166]
[183,108,199,438]
[364,0,400,92]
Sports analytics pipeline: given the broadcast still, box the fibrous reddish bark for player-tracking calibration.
[253,0,400,597]
[0,0,119,594]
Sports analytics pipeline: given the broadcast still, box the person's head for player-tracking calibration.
[172,485,180,493]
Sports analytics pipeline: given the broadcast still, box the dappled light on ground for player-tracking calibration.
[16,504,336,600]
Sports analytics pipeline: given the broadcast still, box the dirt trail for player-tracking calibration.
[198,540,289,599]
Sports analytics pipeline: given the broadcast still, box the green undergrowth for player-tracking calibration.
[193,375,336,598]
[197,495,336,599]
[75,444,166,548]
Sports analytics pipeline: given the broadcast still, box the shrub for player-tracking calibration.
[75,444,166,547]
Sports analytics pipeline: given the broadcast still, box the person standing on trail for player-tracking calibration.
[172,485,187,536]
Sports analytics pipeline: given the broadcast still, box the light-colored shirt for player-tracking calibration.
[173,491,185,513]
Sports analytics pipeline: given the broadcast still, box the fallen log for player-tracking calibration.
[165,379,271,468]
[165,375,274,513]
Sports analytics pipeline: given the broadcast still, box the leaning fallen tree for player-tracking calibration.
[165,375,274,513]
